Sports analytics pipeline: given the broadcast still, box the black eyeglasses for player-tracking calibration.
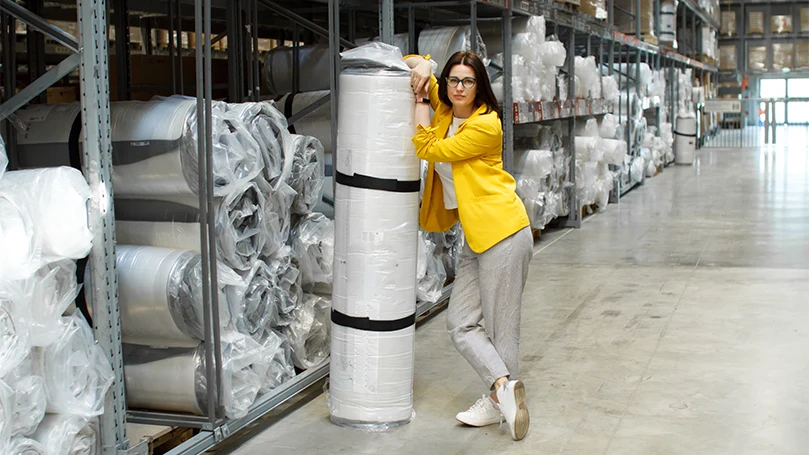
[446,76,477,89]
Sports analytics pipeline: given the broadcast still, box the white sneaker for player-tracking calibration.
[455,395,502,427]
[496,380,529,440]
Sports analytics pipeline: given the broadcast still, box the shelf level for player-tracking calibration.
[513,98,614,123]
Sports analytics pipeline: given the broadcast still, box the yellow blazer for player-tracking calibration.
[412,73,530,253]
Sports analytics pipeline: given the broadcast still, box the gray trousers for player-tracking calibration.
[446,227,533,389]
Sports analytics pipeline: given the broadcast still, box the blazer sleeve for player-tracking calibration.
[412,115,502,162]
[404,54,441,111]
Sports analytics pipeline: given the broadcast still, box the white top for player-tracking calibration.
[434,117,464,210]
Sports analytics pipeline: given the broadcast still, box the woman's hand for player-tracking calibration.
[410,60,432,97]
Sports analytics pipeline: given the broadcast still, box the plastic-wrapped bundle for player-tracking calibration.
[8,436,46,454]
[642,148,657,177]
[772,44,794,71]
[416,231,447,304]
[720,45,737,71]
[288,135,325,216]
[575,137,605,162]
[31,313,113,418]
[629,156,645,185]
[539,38,567,68]
[330,44,417,429]
[227,102,294,187]
[31,415,97,455]
[283,293,330,370]
[0,168,92,279]
[25,261,80,347]
[747,46,767,71]
[291,213,335,294]
[124,332,264,418]
[602,75,619,102]
[258,180,297,258]
[599,114,620,139]
[115,181,266,271]
[0,281,31,378]
[0,136,6,181]
[3,355,46,437]
[254,329,295,394]
[594,165,613,209]
[602,139,629,165]
[418,26,487,75]
[265,246,303,327]
[721,11,736,36]
[114,245,244,347]
[110,97,263,198]
[232,261,278,340]
[431,223,465,280]
[771,15,793,34]
[0,379,12,450]
[574,57,601,99]
[577,161,599,207]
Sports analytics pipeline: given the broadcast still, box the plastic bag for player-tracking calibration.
[0,136,6,182]
[265,246,303,327]
[290,213,335,294]
[31,415,97,455]
[283,293,330,370]
[26,261,80,347]
[232,261,278,340]
[0,281,32,378]
[8,436,46,454]
[32,313,113,418]
[2,355,46,437]
[258,179,296,258]
[340,42,410,74]
[288,135,325,216]
[227,101,294,186]
[254,329,295,394]
[0,379,12,451]
[416,231,447,303]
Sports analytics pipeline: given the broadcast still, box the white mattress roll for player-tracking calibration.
[3,355,47,437]
[602,139,629,165]
[418,26,487,75]
[574,136,598,162]
[0,188,39,280]
[114,245,243,346]
[31,415,97,455]
[0,281,32,378]
[115,180,266,272]
[283,294,331,370]
[110,97,263,198]
[257,179,296,258]
[330,52,418,428]
[0,167,92,267]
[7,436,46,454]
[514,149,554,179]
[291,213,335,294]
[0,379,13,450]
[288,135,325,215]
[124,332,264,418]
[265,246,303,327]
[232,261,278,340]
[0,136,6,181]
[27,261,80,347]
[275,91,333,154]
[32,313,113,418]
[227,102,295,187]
[253,329,295,394]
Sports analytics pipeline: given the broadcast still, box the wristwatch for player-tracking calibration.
[415,98,430,104]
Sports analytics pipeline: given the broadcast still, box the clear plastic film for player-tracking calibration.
[772,44,794,71]
[31,415,97,455]
[0,135,6,181]
[416,230,447,304]
[748,12,764,35]
[802,8,809,33]
[601,75,619,102]
[747,46,767,70]
[0,168,92,278]
[2,354,46,437]
[25,261,80,347]
[8,436,46,454]
[110,97,263,198]
[123,332,264,419]
[798,43,809,69]
[265,245,303,327]
[115,180,266,272]
[428,223,465,280]
[630,156,645,185]
[0,379,12,451]
[226,101,294,187]
[574,57,602,99]
[31,313,113,418]
[288,135,325,216]
[253,328,295,394]
[720,45,737,71]
[0,280,32,378]
[291,213,335,294]
[417,26,488,76]
[488,16,549,102]
[257,179,296,258]
[113,245,242,346]
[771,15,793,34]
[599,113,619,139]
[721,11,736,36]
[282,293,331,370]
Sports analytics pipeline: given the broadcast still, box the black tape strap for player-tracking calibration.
[284,94,297,134]
[335,170,420,193]
[331,309,415,332]
[673,131,698,138]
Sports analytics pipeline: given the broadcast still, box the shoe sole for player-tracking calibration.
[511,381,529,440]
[455,416,500,427]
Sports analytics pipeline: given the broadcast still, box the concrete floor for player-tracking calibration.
[230,147,809,455]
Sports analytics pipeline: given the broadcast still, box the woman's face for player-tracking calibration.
[446,64,478,111]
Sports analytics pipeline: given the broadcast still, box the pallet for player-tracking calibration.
[642,35,659,45]
[580,203,599,218]
[555,0,581,11]
[127,424,196,455]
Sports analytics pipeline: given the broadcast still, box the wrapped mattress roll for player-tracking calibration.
[227,101,295,187]
[276,91,333,154]
[8,436,46,454]
[231,261,279,340]
[0,281,32,378]
[0,379,12,450]
[0,168,92,280]
[602,139,629,165]
[416,231,447,304]
[31,415,97,455]
[124,332,265,419]
[257,179,296,258]
[253,329,295,394]
[283,293,331,370]
[330,45,418,428]
[3,355,47,437]
[110,97,263,197]
[32,313,113,418]
[115,180,266,271]
[288,135,325,215]
[575,136,605,162]
[265,246,303,327]
[27,260,80,347]
[0,135,6,180]
[263,45,331,96]
[114,245,244,347]
[418,26,487,75]
[290,213,335,294]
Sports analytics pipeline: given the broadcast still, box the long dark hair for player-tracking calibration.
[438,51,502,119]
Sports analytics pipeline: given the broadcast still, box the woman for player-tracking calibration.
[405,51,533,441]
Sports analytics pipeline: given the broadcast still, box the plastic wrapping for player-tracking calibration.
[258,179,296,258]
[602,75,619,102]
[720,11,736,36]
[288,135,325,216]
[25,261,80,347]
[291,213,335,294]
[114,245,244,346]
[0,379,12,451]
[600,114,620,139]
[254,329,295,394]
[798,43,809,69]
[232,261,278,340]
[574,57,601,99]
[330,50,417,429]
[3,355,46,437]
[0,281,31,378]
[31,313,113,418]
[265,246,303,327]
[602,139,629,165]
[263,45,332,96]
[630,156,645,185]
[124,332,264,418]
[416,231,447,304]
[8,436,46,454]
[110,97,263,198]
[115,181,266,271]
[771,15,793,34]
[802,8,809,33]
[720,45,737,71]
[283,293,330,370]
[227,102,294,187]
[748,12,764,35]
[772,44,794,71]
[0,168,92,279]
[0,136,6,181]
[31,415,97,455]
[417,26,487,76]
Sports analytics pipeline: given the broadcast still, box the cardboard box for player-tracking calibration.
[772,43,794,70]
[580,0,608,20]
[802,8,809,33]
[720,45,736,71]
[747,46,767,70]
[797,42,809,68]
[614,0,655,36]
[771,15,793,34]
[720,11,736,36]
[47,86,79,104]
[748,12,764,35]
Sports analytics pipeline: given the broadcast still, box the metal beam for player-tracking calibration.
[258,0,355,49]
[379,0,394,44]
[113,0,132,100]
[0,0,79,52]
[0,53,80,121]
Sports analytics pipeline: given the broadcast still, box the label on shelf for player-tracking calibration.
[703,99,741,113]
